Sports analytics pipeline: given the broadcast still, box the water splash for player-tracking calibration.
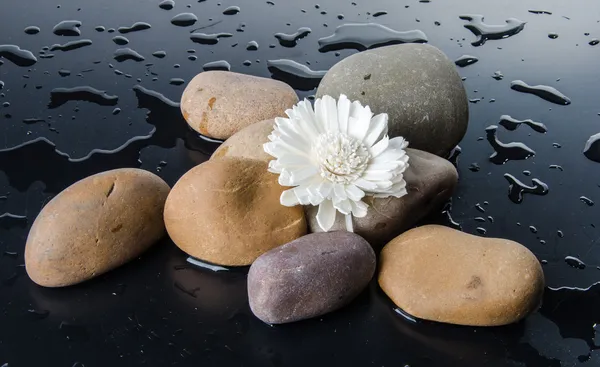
[459,14,526,46]
[114,48,145,62]
[499,114,548,133]
[504,174,549,203]
[53,20,82,36]
[190,32,233,45]
[0,45,37,67]
[49,39,93,52]
[486,125,535,164]
[118,22,151,34]
[203,60,231,71]
[454,55,478,67]
[267,59,327,90]
[510,80,571,105]
[48,86,119,108]
[274,27,312,47]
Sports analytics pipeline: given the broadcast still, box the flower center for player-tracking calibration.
[313,132,370,184]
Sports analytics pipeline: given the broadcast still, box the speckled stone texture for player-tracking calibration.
[379,225,545,326]
[248,231,376,324]
[164,157,306,266]
[181,71,298,140]
[211,118,275,162]
[317,44,468,157]
[306,148,458,249]
[25,169,170,287]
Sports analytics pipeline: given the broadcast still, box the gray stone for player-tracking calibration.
[248,232,375,324]
[316,44,468,157]
[306,148,458,249]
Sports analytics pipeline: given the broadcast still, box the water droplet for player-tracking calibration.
[53,20,82,36]
[112,36,129,45]
[49,86,118,108]
[159,0,175,10]
[114,48,145,62]
[243,60,251,66]
[107,28,115,33]
[584,133,600,163]
[590,39,600,46]
[552,142,562,148]
[28,309,50,319]
[504,173,549,203]
[202,60,231,71]
[169,78,185,86]
[267,1,275,5]
[223,5,240,15]
[476,227,487,234]
[267,59,327,90]
[529,9,552,15]
[118,22,151,34]
[510,80,571,105]
[112,107,121,115]
[0,45,37,67]
[459,14,526,46]
[468,162,480,172]
[186,256,229,272]
[475,203,485,213]
[486,125,535,164]
[548,33,559,39]
[469,98,481,104]
[188,55,197,61]
[580,196,594,206]
[23,118,46,124]
[24,26,41,35]
[245,40,259,51]
[318,23,427,52]
[549,164,563,171]
[491,70,504,80]
[499,114,547,133]
[50,39,93,52]
[394,307,418,323]
[152,50,167,58]
[190,32,233,45]
[171,13,198,27]
[0,213,28,229]
[274,27,312,47]
[565,256,586,269]
[3,251,18,258]
[529,225,538,233]
[95,25,105,32]
[455,55,478,67]
[557,230,564,238]
[372,11,387,17]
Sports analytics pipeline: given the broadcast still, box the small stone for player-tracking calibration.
[164,157,306,266]
[317,44,468,157]
[181,71,298,140]
[25,169,170,287]
[248,232,375,324]
[211,118,275,162]
[306,149,458,248]
[379,225,545,326]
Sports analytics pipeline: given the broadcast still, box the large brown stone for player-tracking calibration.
[306,148,458,248]
[378,225,545,326]
[163,157,307,266]
[181,71,298,140]
[25,169,170,287]
[211,118,275,162]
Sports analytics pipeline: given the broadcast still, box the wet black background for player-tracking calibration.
[1,0,599,366]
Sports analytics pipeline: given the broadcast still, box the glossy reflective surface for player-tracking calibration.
[1,0,600,366]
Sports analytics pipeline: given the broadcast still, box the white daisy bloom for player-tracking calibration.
[263,94,409,232]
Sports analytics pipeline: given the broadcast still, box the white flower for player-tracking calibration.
[263,94,409,232]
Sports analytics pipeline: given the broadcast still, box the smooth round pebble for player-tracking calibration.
[181,71,298,140]
[25,169,170,287]
[378,225,545,326]
[248,231,376,324]
[317,44,468,157]
[307,148,458,248]
[164,157,306,266]
[211,118,275,162]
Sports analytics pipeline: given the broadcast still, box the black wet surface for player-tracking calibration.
[1,0,600,366]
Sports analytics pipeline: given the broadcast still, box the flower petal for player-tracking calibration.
[350,200,369,217]
[363,113,388,147]
[348,104,372,141]
[280,189,299,206]
[322,95,339,133]
[345,184,365,201]
[333,183,348,200]
[337,94,351,134]
[369,135,389,157]
[316,199,337,231]
[333,198,352,215]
